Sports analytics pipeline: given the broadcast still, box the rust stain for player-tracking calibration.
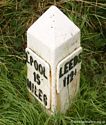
[49,67,52,110]
[56,93,61,112]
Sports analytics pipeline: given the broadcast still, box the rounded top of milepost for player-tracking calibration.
[27,5,80,50]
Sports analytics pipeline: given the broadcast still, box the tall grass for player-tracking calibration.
[0,0,106,125]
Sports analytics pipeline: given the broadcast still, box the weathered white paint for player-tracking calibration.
[58,71,81,112]
[26,5,82,113]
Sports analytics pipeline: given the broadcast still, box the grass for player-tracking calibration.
[0,0,106,124]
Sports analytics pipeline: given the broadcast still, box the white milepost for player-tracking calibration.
[26,5,82,113]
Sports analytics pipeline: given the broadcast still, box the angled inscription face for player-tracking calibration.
[57,47,82,93]
[26,48,50,109]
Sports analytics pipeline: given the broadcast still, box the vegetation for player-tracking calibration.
[0,0,106,124]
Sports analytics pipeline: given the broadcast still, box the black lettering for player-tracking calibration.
[59,67,64,78]
[34,85,38,97]
[33,72,36,83]
[63,68,77,87]
[30,56,33,65]
[37,74,40,85]
[33,59,48,79]
[39,89,43,101]
[26,51,31,64]
[39,64,43,74]
[63,77,67,87]
[43,94,47,106]
[69,59,74,70]
[70,71,74,82]
[42,67,47,79]
[67,74,70,86]
[27,80,48,106]
[34,60,38,70]
[59,54,81,79]
[64,61,70,74]
[31,83,34,93]
[33,72,41,85]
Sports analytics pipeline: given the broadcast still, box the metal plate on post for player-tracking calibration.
[57,47,82,93]
[26,48,51,109]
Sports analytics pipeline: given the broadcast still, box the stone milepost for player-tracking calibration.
[26,6,82,114]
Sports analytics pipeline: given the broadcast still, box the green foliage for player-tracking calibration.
[0,0,106,125]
